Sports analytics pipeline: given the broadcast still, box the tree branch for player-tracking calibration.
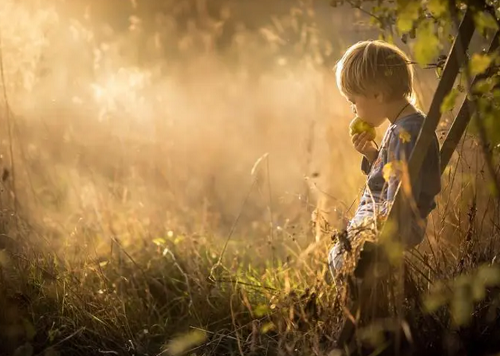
[448,0,500,198]
[344,0,385,27]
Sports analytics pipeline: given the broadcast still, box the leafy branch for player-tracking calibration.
[337,0,500,196]
[447,0,500,197]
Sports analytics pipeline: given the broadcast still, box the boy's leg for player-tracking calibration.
[329,226,384,280]
[328,229,376,281]
[354,218,426,279]
[353,240,389,279]
[335,240,391,352]
[328,241,344,275]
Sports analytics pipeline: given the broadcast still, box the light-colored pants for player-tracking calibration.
[328,217,426,277]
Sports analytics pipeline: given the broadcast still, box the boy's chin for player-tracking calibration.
[358,115,385,127]
[364,120,383,128]
[371,119,387,127]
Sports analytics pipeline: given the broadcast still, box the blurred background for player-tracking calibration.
[7,2,499,355]
[0,0,440,259]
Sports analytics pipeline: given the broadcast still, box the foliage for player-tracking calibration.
[425,264,500,326]
[334,0,500,149]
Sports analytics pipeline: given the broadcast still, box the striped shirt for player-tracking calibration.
[349,111,441,247]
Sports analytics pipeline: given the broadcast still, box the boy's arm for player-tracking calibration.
[352,132,378,175]
[361,154,377,175]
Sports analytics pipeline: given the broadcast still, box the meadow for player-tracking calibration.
[0,1,499,355]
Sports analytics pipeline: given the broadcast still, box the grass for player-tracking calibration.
[2,186,500,356]
[0,217,332,355]
[1,0,500,355]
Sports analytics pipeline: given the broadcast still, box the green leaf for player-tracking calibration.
[424,293,447,313]
[474,11,499,34]
[382,239,404,266]
[386,32,394,44]
[469,53,493,77]
[477,96,491,113]
[440,88,459,113]
[260,322,276,334]
[174,236,185,245]
[427,0,447,17]
[472,277,486,302]
[396,0,421,33]
[451,277,473,326]
[166,330,208,356]
[483,101,500,146]
[477,265,500,287]
[152,238,166,246]
[435,66,443,79]
[413,20,441,65]
[360,323,386,347]
[254,304,270,317]
[488,181,500,196]
[424,281,449,313]
[473,78,496,94]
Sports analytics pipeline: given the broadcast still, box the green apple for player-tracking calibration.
[349,116,376,141]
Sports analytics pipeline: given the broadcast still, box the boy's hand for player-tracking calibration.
[351,132,378,163]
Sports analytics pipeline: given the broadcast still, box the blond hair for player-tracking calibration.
[335,40,415,102]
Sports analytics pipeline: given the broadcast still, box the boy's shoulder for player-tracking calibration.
[391,111,425,137]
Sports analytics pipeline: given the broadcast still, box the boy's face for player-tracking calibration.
[346,93,386,127]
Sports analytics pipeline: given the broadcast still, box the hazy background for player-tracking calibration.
[0,0,440,259]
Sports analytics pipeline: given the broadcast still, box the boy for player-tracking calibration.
[328,40,441,277]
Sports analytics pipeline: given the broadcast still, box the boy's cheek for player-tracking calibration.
[355,107,367,119]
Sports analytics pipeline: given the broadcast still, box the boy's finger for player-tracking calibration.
[356,134,367,145]
[355,140,366,151]
[360,132,371,143]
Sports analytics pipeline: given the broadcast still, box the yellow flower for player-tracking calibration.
[398,128,411,143]
[383,161,403,182]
